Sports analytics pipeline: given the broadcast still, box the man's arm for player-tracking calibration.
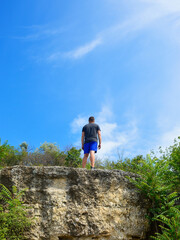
[98,130,101,149]
[81,131,85,150]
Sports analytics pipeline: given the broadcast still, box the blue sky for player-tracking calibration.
[1,0,180,159]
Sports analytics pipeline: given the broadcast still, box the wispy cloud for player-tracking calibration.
[15,0,180,62]
[13,25,64,41]
[154,69,180,149]
[160,126,180,147]
[101,0,180,45]
[47,0,180,61]
[65,38,102,59]
[71,104,180,160]
[71,116,87,134]
[71,106,139,159]
[48,37,102,61]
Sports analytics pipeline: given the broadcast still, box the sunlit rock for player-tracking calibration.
[0,166,150,240]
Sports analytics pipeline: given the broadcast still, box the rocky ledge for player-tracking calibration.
[0,166,150,240]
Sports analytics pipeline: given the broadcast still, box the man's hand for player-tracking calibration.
[98,130,101,150]
[82,145,84,150]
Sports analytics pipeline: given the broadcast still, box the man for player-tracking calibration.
[81,116,101,169]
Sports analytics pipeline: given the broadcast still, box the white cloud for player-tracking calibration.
[14,25,64,41]
[140,0,180,13]
[71,116,87,133]
[64,38,102,59]
[96,106,113,123]
[71,106,138,159]
[47,37,102,61]
[47,51,62,62]
[160,126,180,147]
[27,0,180,62]
[61,0,180,61]
[101,0,180,45]
[154,65,180,150]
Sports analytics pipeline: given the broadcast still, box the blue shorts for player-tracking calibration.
[84,141,97,154]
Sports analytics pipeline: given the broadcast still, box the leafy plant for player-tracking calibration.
[127,153,180,239]
[65,147,82,167]
[151,193,180,240]
[0,139,23,167]
[167,137,180,192]
[0,184,33,240]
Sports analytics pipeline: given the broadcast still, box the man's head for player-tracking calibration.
[89,116,95,123]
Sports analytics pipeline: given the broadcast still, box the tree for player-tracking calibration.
[168,137,180,191]
[0,139,21,167]
[65,147,82,167]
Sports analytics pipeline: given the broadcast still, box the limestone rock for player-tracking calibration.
[0,166,150,240]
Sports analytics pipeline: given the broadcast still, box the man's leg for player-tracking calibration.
[82,153,89,168]
[90,150,95,168]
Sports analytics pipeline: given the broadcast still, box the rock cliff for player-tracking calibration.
[0,166,150,240]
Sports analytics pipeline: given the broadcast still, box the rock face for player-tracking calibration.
[0,166,150,240]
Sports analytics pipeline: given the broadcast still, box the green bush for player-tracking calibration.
[166,138,180,192]
[106,155,145,172]
[0,139,82,168]
[127,152,180,239]
[0,184,33,240]
[151,192,180,240]
[0,139,24,167]
[65,147,82,167]
[1,136,180,239]
[25,142,67,166]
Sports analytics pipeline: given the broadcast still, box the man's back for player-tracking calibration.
[81,116,101,169]
[82,123,100,144]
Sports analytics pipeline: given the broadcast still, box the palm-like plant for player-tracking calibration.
[127,155,180,239]
[0,184,33,240]
[151,207,180,239]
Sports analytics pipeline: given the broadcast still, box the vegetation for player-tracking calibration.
[151,194,180,240]
[0,184,33,239]
[0,139,81,167]
[125,141,180,239]
[0,137,180,239]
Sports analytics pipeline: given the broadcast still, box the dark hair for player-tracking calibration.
[89,116,95,122]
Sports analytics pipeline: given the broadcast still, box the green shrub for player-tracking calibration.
[28,142,68,166]
[65,147,82,167]
[0,139,23,167]
[127,153,180,239]
[167,137,180,192]
[108,155,145,172]
[151,193,180,240]
[0,184,33,240]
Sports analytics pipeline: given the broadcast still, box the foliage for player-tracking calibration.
[0,139,23,167]
[153,213,180,240]
[19,142,28,152]
[151,193,180,240]
[127,155,170,219]
[0,184,33,240]
[126,150,180,239]
[111,155,145,172]
[1,136,180,239]
[37,141,60,154]
[65,147,82,167]
[28,142,67,166]
[0,140,82,167]
[167,137,180,191]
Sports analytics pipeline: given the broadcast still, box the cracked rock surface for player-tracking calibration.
[0,166,150,240]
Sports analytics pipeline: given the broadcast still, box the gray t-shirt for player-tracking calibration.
[82,123,101,144]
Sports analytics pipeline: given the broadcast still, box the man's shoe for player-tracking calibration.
[91,166,95,170]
